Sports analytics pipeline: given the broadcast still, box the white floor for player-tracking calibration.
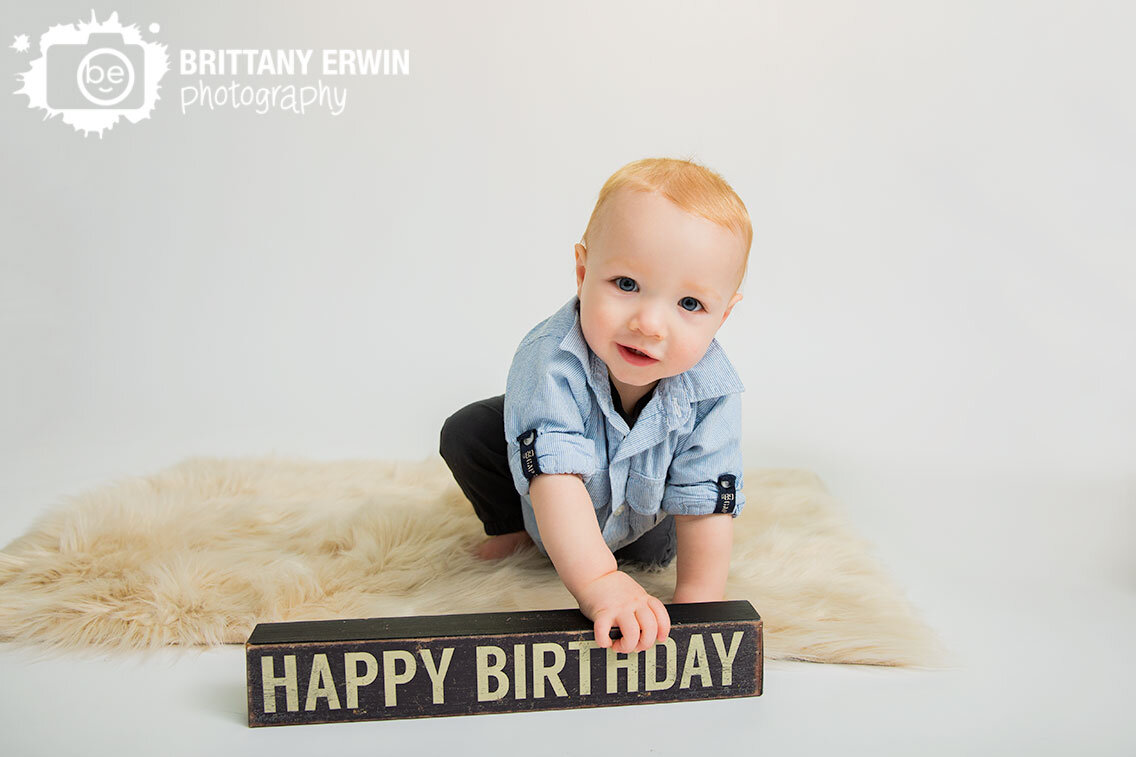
[1,459,1133,756]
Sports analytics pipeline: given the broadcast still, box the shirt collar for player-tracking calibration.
[555,296,744,420]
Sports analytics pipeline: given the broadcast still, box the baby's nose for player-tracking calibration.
[630,304,666,338]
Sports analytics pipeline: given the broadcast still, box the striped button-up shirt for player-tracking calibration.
[504,295,746,555]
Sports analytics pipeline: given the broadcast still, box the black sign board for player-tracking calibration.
[246,600,762,726]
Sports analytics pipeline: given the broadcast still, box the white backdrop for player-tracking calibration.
[1,3,1133,753]
[3,1,1131,577]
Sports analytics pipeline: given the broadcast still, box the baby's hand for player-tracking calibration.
[574,570,671,654]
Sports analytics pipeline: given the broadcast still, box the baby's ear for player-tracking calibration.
[575,243,588,290]
[722,292,743,322]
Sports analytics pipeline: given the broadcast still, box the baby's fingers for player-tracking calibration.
[593,613,615,649]
[648,596,671,641]
[633,606,658,652]
[614,611,641,653]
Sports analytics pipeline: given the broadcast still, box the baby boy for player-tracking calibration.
[440,157,750,655]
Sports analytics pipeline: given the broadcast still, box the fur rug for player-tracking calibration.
[0,456,945,666]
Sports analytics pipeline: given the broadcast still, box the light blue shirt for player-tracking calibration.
[504,295,746,555]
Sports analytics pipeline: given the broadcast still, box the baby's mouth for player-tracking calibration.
[617,343,659,363]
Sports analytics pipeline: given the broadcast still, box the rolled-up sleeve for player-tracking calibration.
[504,337,596,497]
[661,392,746,517]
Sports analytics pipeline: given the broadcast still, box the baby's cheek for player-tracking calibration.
[676,339,711,373]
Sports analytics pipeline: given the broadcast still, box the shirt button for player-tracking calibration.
[612,504,624,515]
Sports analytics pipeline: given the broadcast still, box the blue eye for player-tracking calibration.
[680,296,703,312]
[615,277,638,292]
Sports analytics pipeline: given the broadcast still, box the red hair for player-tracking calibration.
[582,157,752,281]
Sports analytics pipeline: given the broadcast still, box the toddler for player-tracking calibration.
[440,157,750,655]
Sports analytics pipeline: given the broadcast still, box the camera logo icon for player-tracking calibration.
[14,11,170,137]
[47,33,145,109]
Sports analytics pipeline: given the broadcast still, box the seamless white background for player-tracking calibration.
[1,2,1133,755]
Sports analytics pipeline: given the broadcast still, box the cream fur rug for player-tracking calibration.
[0,456,945,666]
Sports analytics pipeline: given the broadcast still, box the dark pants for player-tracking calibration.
[439,395,676,567]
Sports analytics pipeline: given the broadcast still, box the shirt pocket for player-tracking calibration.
[625,469,665,515]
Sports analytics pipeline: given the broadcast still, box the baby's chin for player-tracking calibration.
[584,338,689,384]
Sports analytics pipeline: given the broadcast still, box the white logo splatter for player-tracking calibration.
[14,11,169,138]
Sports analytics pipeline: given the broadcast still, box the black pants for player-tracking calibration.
[439,395,676,567]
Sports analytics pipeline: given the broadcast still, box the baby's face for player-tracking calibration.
[575,188,745,397]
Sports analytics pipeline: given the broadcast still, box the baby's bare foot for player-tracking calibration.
[475,531,533,560]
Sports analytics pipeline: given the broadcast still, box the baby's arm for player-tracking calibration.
[529,473,670,654]
[661,392,745,602]
[672,513,733,603]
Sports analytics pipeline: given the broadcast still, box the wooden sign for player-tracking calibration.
[246,600,762,726]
